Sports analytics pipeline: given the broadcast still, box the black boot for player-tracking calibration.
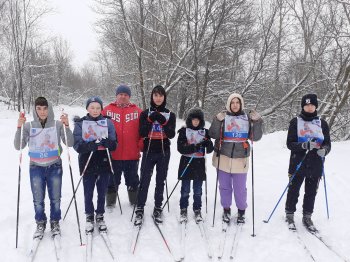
[152,207,163,224]
[33,221,46,239]
[236,209,245,224]
[85,214,94,234]
[134,207,144,226]
[128,186,139,206]
[50,221,61,237]
[96,214,107,233]
[194,209,203,224]
[106,190,117,208]
[285,213,296,231]
[302,214,317,233]
[222,208,231,224]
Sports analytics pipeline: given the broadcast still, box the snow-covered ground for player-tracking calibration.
[1,103,349,262]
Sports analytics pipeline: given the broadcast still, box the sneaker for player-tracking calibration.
[285,213,296,231]
[180,208,188,223]
[236,209,245,224]
[85,214,94,234]
[96,214,107,233]
[134,207,144,226]
[128,186,139,206]
[50,221,61,237]
[194,209,203,224]
[152,207,163,224]
[106,191,117,208]
[33,221,46,239]
[222,208,231,224]
[302,215,317,233]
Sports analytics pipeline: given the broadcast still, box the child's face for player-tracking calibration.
[87,102,102,118]
[230,98,241,113]
[192,118,200,127]
[153,92,164,106]
[35,105,48,121]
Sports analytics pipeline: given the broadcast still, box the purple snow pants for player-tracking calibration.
[218,169,247,210]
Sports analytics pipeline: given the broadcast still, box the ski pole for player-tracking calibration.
[250,121,256,237]
[322,158,329,219]
[106,147,122,215]
[205,179,208,214]
[212,122,223,227]
[61,110,83,245]
[165,179,170,212]
[161,156,194,210]
[63,151,94,220]
[16,111,25,248]
[263,151,309,223]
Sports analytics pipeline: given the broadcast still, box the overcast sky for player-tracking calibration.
[43,0,98,68]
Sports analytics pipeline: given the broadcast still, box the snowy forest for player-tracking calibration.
[1,0,350,139]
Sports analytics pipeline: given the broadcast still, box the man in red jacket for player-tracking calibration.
[102,85,143,207]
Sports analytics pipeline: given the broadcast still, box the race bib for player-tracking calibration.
[184,128,206,158]
[224,114,249,142]
[29,126,59,162]
[149,111,170,139]
[297,117,324,145]
[82,120,108,142]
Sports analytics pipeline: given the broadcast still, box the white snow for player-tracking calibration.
[0,103,349,262]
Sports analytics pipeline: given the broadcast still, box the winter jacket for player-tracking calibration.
[102,102,143,160]
[139,107,176,153]
[177,127,213,180]
[73,114,117,175]
[14,103,74,167]
[287,111,331,178]
[209,93,263,173]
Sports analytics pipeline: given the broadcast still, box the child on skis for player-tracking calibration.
[134,85,176,226]
[177,108,213,223]
[73,96,117,234]
[285,94,331,232]
[209,93,263,224]
[14,97,73,239]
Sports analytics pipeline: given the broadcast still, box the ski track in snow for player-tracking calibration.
[1,103,349,262]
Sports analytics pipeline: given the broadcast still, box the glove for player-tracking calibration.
[194,143,203,151]
[100,138,111,148]
[200,139,211,147]
[216,111,225,121]
[302,141,320,150]
[317,148,326,157]
[154,113,167,124]
[86,141,98,152]
[249,110,261,121]
[148,112,158,123]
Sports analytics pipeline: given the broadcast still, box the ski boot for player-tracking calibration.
[33,221,46,240]
[50,221,61,237]
[302,214,317,233]
[236,209,245,224]
[180,208,188,223]
[152,207,163,224]
[222,208,231,224]
[134,207,144,227]
[96,214,107,233]
[285,213,296,231]
[85,214,94,234]
[194,209,203,224]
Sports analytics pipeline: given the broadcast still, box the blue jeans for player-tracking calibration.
[108,160,140,192]
[180,180,203,210]
[29,162,63,223]
[83,173,110,215]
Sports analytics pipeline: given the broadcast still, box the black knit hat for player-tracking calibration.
[34,97,48,107]
[301,94,318,109]
[186,108,205,129]
[150,85,167,109]
[86,96,103,109]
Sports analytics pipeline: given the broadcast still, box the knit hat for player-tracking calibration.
[301,94,318,109]
[150,85,167,109]
[226,93,244,113]
[34,97,48,107]
[115,85,131,97]
[86,96,103,109]
[186,108,205,129]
